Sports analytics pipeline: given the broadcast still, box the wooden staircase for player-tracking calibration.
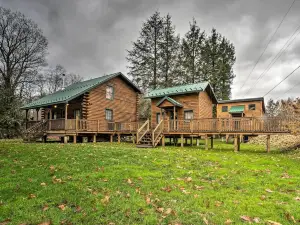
[23,120,48,142]
[136,120,164,148]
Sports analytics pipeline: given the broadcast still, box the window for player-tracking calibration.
[106,86,114,100]
[222,106,228,112]
[105,109,113,121]
[184,110,193,120]
[249,104,256,111]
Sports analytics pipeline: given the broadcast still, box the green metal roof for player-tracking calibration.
[145,82,210,98]
[156,96,183,107]
[229,105,245,114]
[21,72,141,109]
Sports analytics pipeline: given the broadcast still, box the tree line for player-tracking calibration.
[127,12,236,100]
[0,7,82,138]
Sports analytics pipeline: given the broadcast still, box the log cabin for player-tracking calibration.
[217,97,265,118]
[21,72,142,142]
[144,82,218,128]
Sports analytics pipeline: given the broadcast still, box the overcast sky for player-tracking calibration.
[1,0,300,100]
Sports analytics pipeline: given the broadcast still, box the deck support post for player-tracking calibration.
[36,108,40,121]
[240,134,243,143]
[132,134,135,144]
[181,134,184,147]
[226,134,229,143]
[234,135,240,152]
[205,135,208,150]
[110,134,113,143]
[266,135,270,153]
[93,135,96,143]
[118,134,121,143]
[211,136,214,149]
[65,103,68,130]
[173,106,176,130]
[64,136,68,144]
[196,138,200,146]
[191,137,193,146]
[162,135,165,147]
[73,135,77,143]
[49,109,52,130]
[43,135,47,143]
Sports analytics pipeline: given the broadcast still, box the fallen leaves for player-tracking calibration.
[101,195,110,205]
[240,215,252,223]
[281,172,291,179]
[40,182,47,186]
[28,194,36,199]
[161,186,172,192]
[294,196,300,201]
[58,204,66,211]
[266,220,282,225]
[265,189,273,193]
[37,221,51,225]
[42,204,49,211]
[225,219,232,224]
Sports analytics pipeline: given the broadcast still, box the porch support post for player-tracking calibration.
[93,134,96,143]
[234,135,240,152]
[110,134,113,143]
[211,136,214,149]
[43,135,47,143]
[162,135,165,147]
[73,135,77,144]
[64,136,68,144]
[181,134,184,147]
[118,134,121,143]
[132,134,135,144]
[25,109,28,129]
[226,134,229,143]
[196,138,200,146]
[266,135,270,153]
[205,135,208,150]
[65,103,68,130]
[49,109,52,130]
[191,137,193,146]
[36,108,40,121]
[173,106,176,130]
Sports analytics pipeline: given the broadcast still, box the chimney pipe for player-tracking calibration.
[62,73,66,90]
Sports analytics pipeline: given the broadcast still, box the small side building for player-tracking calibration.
[217,97,265,118]
[145,82,218,127]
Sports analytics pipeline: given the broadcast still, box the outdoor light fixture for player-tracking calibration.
[54,105,57,108]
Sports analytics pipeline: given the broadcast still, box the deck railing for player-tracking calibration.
[26,117,293,134]
[163,117,291,133]
[152,119,164,147]
[136,119,150,143]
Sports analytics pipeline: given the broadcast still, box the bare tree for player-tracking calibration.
[0,7,48,97]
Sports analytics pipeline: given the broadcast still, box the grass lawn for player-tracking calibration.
[0,139,300,225]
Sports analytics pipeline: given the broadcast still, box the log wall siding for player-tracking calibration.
[198,91,213,118]
[87,76,138,122]
[151,92,214,126]
[217,101,264,118]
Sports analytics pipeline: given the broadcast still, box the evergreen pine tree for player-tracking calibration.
[159,14,180,87]
[127,12,164,91]
[181,19,205,83]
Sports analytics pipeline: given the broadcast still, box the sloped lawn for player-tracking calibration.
[0,140,299,224]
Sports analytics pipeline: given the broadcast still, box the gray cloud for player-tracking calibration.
[1,0,299,100]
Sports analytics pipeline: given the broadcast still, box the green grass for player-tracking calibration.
[0,139,300,224]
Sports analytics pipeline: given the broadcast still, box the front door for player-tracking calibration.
[169,109,178,130]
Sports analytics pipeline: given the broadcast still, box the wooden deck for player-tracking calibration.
[26,116,293,136]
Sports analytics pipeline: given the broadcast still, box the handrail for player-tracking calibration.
[152,119,164,147]
[136,119,149,144]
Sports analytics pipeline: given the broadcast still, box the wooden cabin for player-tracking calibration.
[144,82,218,128]
[217,97,265,118]
[21,72,142,141]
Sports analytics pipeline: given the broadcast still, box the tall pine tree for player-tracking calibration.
[127,12,164,91]
[201,28,235,100]
[181,19,205,83]
[159,14,180,87]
